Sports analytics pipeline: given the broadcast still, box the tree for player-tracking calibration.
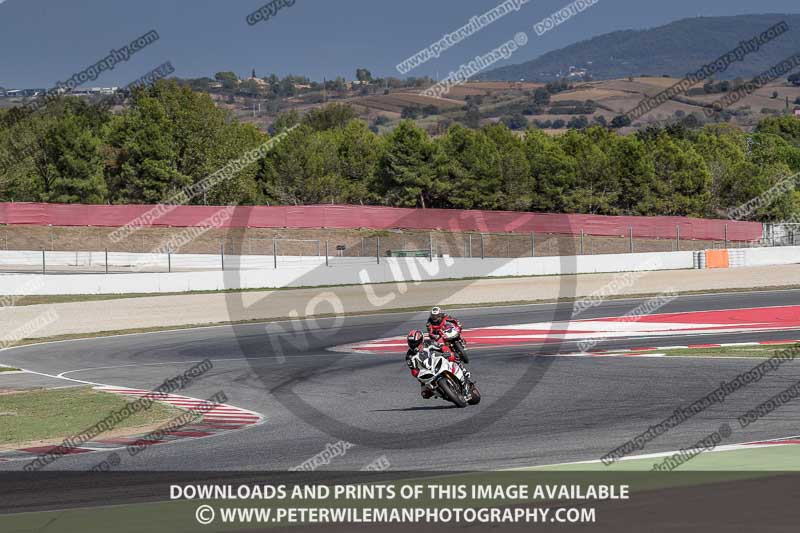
[788,72,800,87]
[756,115,800,147]
[105,96,191,204]
[533,88,551,106]
[400,106,421,120]
[501,114,528,131]
[647,133,712,217]
[463,105,480,129]
[483,123,531,210]
[272,110,301,134]
[610,115,632,129]
[215,71,238,83]
[421,104,439,117]
[337,119,381,203]
[610,133,657,215]
[567,115,589,129]
[355,68,373,83]
[40,109,107,203]
[436,124,501,209]
[691,124,747,216]
[378,120,438,207]
[559,127,619,214]
[214,71,239,91]
[303,103,357,131]
[524,129,577,212]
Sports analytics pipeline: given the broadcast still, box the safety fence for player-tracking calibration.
[0,202,763,241]
[0,230,766,274]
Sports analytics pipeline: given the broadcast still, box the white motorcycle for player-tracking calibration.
[412,345,480,408]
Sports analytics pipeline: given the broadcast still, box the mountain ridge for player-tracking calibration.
[481,14,800,81]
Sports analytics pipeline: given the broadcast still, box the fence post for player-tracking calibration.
[105,248,108,274]
[220,242,225,271]
[317,240,321,257]
[42,249,46,275]
[676,225,680,251]
[429,233,434,262]
[167,246,172,273]
[325,240,329,267]
[531,232,535,257]
[376,237,380,264]
[580,230,584,255]
[724,224,728,249]
[480,234,485,259]
[629,227,634,253]
[273,238,277,269]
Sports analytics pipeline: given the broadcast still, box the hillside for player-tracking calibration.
[483,14,800,82]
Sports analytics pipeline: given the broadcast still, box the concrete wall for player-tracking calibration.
[0,249,697,296]
[735,246,800,267]
[2,245,797,296]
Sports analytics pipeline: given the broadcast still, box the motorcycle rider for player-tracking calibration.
[405,329,471,399]
[426,306,463,344]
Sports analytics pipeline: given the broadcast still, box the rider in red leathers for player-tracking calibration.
[426,307,462,344]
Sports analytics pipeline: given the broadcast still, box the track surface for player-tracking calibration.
[2,289,800,472]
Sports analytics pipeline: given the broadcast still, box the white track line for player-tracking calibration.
[510,434,800,470]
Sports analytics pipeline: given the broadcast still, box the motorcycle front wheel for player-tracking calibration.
[468,385,481,405]
[438,375,467,408]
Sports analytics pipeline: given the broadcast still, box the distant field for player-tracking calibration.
[351,92,462,113]
[270,76,798,131]
[464,81,544,91]
[551,88,629,101]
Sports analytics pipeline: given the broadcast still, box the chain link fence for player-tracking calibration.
[0,223,771,274]
[763,223,800,247]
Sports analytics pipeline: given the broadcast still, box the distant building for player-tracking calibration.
[794,107,800,117]
[69,87,118,96]
[246,76,269,88]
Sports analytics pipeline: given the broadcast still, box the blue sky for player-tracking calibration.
[1,0,799,88]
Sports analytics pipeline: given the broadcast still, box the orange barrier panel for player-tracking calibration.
[705,249,730,269]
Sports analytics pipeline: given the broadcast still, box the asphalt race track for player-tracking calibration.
[2,289,800,473]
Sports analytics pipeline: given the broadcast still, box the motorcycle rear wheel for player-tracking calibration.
[453,341,470,364]
[438,375,467,408]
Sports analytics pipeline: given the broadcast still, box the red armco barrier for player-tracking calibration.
[0,202,763,241]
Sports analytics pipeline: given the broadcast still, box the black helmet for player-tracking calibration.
[430,306,444,324]
[407,329,424,349]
